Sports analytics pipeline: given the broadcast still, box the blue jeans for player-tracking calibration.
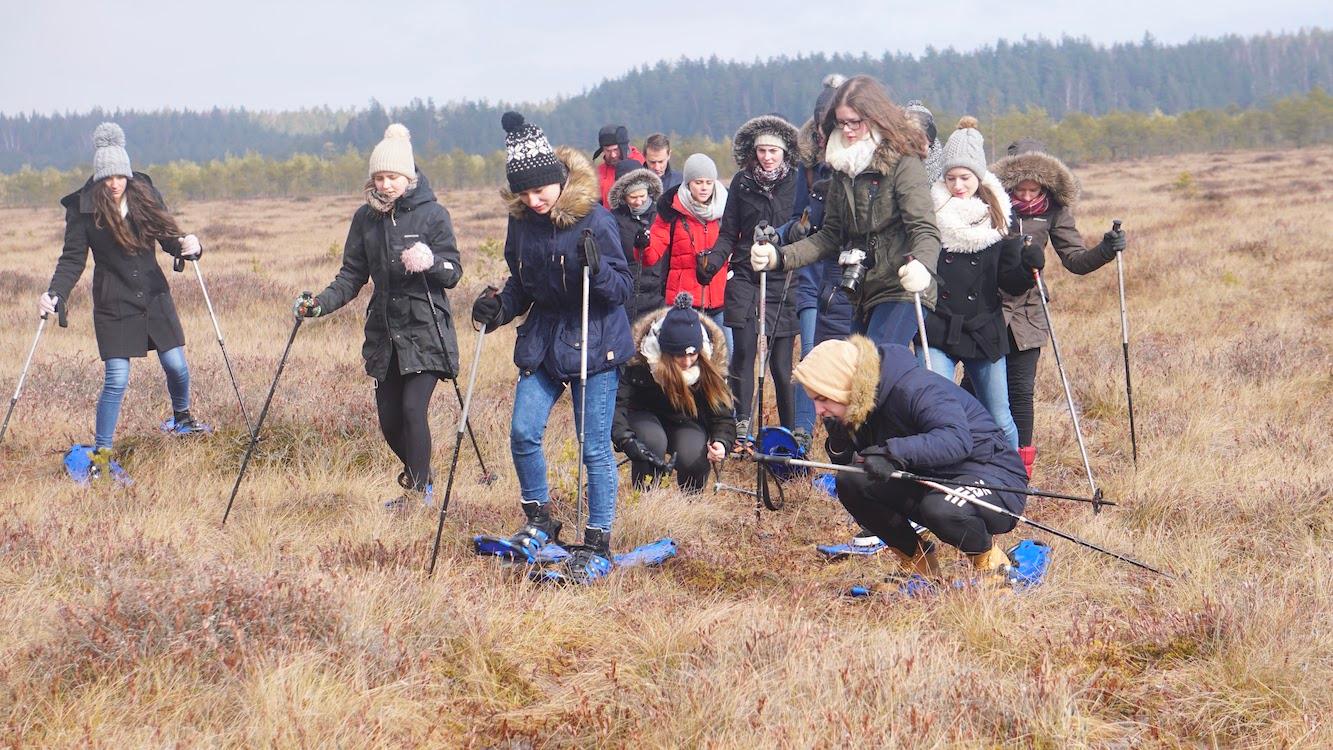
[794,306,817,434]
[707,309,733,361]
[857,301,917,347]
[95,346,191,450]
[922,348,1019,449]
[510,367,619,531]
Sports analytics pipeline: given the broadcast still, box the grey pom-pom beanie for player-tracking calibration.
[940,116,988,180]
[92,122,132,181]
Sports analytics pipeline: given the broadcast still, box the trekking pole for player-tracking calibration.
[754,260,767,524]
[1029,236,1099,509]
[221,309,303,525]
[1111,220,1138,467]
[767,458,1173,578]
[575,230,594,540]
[907,256,934,375]
[420,275,497,485]
[1,301,67,445]
[754,456,1112,506]
[190,259,253,434]
[427,319,490,576]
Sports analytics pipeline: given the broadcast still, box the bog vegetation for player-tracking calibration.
[0,146,1329,746]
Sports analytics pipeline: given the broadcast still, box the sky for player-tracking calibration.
[2,0,1328,115]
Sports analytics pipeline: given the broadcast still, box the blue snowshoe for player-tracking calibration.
[63,444,132,486]
[531,533,677,585]
[845,539,1053,598]
[472,501,563,564]
[160,410,211,435]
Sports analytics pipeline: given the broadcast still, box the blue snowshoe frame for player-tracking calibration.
[63,443,132,486]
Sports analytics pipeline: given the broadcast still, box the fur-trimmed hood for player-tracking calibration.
[990,150,1080,209]
[797,119,824,169]
[842,335,882,431]
[628,303,729,373]
[607,167,663,210]
[500,146,600,229]
[731,115,800,168]
[930,170,1012,253]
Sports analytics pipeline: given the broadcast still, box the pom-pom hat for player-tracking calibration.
[92,123,132,181]
[657,292,705,356]
[368,123,416,178]
[503,111,565,193]
[940,116,988,180]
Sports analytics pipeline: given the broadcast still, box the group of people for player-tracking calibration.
[39,73,1127,585]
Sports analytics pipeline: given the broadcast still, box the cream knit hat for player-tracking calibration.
[368,123,416,178]
[793,339,860,404]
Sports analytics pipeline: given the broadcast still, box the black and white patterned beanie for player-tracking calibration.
[502,111,564,193]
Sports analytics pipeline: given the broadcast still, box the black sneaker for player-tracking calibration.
[504,501,563,561]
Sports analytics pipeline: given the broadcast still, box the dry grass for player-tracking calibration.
[0,148,1330,747]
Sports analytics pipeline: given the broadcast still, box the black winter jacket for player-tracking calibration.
[316,171,462,380]
[49,172,189,361]
[709,169,799,335]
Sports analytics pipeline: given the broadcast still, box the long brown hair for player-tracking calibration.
[656,351,731,419]
[93,178,181,254]
[821,75,928,160]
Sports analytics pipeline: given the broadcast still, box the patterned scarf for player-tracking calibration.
[750,161,790,189]
[1012,190,1049,218]
[363,177,419,214]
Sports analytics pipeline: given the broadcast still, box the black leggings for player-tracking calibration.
[1005,330,1042,447]
[834,471,1018,555]
[728,320,794,428]
[375,351,443,491]
[625,410,711,492]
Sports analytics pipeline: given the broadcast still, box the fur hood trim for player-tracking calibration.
[608,167,663,210]
[930,171,1012,253]
[843,335,882,431]
[500,146,599,229]
[797,119,823,169]
[732,115,800,168]
[629,305,729,375]
[990,150,1079,208]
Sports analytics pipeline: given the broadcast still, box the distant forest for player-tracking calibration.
[1,30,1329,173]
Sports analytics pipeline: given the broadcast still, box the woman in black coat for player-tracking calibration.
[702,115,801,445]
[42,123,205,477]
[607,164,665,323]
[296,124,463,510]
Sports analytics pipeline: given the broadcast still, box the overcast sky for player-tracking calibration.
[2,0,1327,115]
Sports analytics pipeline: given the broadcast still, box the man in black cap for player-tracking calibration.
[594,124,644,208]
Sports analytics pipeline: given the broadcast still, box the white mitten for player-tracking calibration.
[401,242,435,273]
[898,259,931,294]
[180,234,202,258]
[751,242,779,272]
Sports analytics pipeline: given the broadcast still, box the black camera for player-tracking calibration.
[838,249,867,295]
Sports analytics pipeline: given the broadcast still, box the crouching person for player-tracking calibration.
[792,335,1029,583]
[614,293,735,492]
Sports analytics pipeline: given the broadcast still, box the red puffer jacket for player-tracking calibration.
[645,185,726,312]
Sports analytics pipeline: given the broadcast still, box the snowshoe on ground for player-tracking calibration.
[63,444,132,486]
[160,410,211,435]
[812,472,838,498]
[817,526,886,560]
[758,426,807,480]
[472,501,563,564]
[531,534,678,585]
[538,527,614,585]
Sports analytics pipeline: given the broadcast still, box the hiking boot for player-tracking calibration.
[851,526,882,548]
[505,501,563,561]
[167,409,209,434]
[968,542,1014,587]
[732,418,754,455]
[88,447,114,481]
[889,540,941,578]
[561,527,614,584]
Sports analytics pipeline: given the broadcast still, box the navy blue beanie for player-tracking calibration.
[658,292,704,355]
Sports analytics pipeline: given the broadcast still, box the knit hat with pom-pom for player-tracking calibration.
[502,111,564,193]
[657,292,705,356]
[92,123,132,181]
[368,123,416,178]
[941,116,988,180]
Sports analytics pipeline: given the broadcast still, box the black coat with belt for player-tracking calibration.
[316,171,463,380]
[48,172,188,361]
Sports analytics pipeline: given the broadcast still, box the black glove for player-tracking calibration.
[622,438,670,469]
[471,289,502,328]
[752,222,780,246]
[786,210,811,243]
[633,227,650,251]
[1021,236,1046,272]
[696,251,720,285]
[823,417,855,465]
[857,445,907,483]
[1103,228,1127,253]
[810,177,831,200]
[578,229,601,276]
[293,292,322,318]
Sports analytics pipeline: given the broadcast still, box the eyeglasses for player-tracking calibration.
[836,118,865,130]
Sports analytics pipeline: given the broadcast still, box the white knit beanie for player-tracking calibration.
[92,123,132,181]
[682,153,717,183]
[367,123,416,178]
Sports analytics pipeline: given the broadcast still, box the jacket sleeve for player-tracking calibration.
[1051,206,1115,275]
[497,222,534,325]
[778,167,811,241]
[48,206,91,301]
[996,235,1036,297]
[424,205,463,289]
[590,217,632,307]
[881,371,975,469]
[894,156,940,269]
[780,176,846,270]
[317,215,371,315]
[644,214,670,268]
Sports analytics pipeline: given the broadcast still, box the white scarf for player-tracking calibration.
[677,181,727,223]
[824,128,881,177]
[930,171,1012,253]
[119,197,128,218]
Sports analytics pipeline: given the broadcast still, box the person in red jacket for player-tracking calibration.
[644,153,732,356]
[594,124,645,208]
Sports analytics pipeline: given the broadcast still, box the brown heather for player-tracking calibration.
[0,147,1329,748]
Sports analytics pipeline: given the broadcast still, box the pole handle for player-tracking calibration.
[1112,219,1122,232]
[173,256,185,273]
[57,298,68,328]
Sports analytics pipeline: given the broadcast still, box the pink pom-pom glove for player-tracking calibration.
[401,242,434,273]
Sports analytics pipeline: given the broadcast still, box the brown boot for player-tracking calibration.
[891,541,941,578]
[968,543,1013,586]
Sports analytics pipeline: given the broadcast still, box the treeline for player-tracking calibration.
[1,30,1329,172]
[3,90,1329,208]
